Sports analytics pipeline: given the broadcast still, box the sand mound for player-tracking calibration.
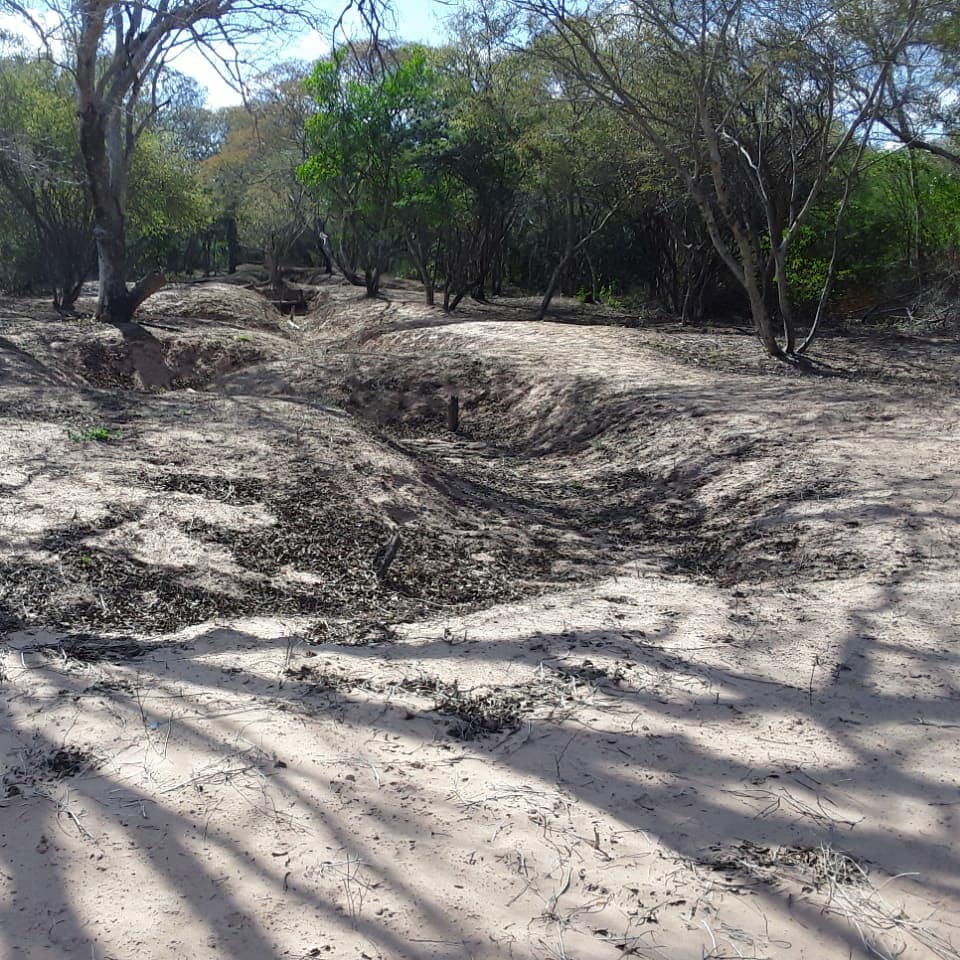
[137,282,282,329]
[61,325,283,392]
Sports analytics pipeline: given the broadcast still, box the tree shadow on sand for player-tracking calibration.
[1,556,958,958]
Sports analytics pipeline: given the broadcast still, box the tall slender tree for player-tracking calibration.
[0,54,94,309]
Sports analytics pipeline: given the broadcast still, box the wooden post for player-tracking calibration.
[447,395,459,433]
[375,531,402,582]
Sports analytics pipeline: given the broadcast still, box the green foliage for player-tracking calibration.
[299,48,450,294]
[578,281,624,308]
[4,2,956,346]
[68,426,118,443]
[128,131,211,271]
[0,56,214,291]
[787,150,960,308]
[0,56,93,304]
[597,281,624,309]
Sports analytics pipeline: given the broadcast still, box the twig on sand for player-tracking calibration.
[160,757,261,794]
[319,854,373,923]
[808,655,821,705]
[37,787,94,840]
[375,530,402,581]
[545,866,573,917]
[817,847,959,960]
[554,733,577,783]
[915,715,960,730]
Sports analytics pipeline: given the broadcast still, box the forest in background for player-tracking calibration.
[1,0,959,357]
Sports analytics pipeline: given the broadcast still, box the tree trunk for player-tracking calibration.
[742,263,783,359]
[448,279,478,312]
[405,236,434,305]
[315,225,333,274]
[78,97,164,323]
[771,247,797,355]
[266,248,282,294]
[906,147,922,283]
[539,194,576,320]
[95,225,134,323]
[226,216,240,274]
[537,245,573,320]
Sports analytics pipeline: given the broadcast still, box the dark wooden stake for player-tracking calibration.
[375,531,402,581]
[447,395,459,433]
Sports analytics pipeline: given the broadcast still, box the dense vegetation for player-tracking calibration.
[1,0,959,356]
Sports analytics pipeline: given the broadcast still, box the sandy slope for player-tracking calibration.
[1,285,959,960]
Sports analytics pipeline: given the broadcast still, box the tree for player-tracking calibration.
[0,51,218,303]
[299,46,447,298]
[513,0,923,358]
[786,147,960,304]
[429,22,527,308]
[0,0,369,323]
[0,54,94,309]
[510,53,633,318]
[872,1,960,167]
[204,65,319,289]
[126,128,211,275]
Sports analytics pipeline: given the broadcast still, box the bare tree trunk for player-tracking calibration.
[538,193,575,320]
[266,248,282,293]
[78,94,166,322]
[405,235,434,305]
[95,223,134,323]
[742,261,782,359]
[771,247,797,355]
[906,147,922,284]
[538,198,622,320]
[448,280,479,312]
[226,216,240,274]
[584,251,598,303]
[314,224,333,274]
[79,101,130,322]
[537,245,573,320]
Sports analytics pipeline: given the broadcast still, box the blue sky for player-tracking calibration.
[376,0,450,44]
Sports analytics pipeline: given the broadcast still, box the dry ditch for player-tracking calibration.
[0,308,867,636]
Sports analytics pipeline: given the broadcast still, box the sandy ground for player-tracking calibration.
[1,282,959,960]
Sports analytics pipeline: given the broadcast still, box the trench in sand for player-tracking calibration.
[3,290,957,959]
[1,324,862,639]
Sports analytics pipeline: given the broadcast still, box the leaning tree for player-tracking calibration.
[0,0,381,323]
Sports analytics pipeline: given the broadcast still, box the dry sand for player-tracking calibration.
[0,283,958,959]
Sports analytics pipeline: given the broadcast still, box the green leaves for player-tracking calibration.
[0,56,92,305]
[298,47,453,292]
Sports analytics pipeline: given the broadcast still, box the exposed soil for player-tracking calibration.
[1,281,958,960]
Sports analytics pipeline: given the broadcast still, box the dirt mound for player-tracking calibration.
[219,349,631,457]
[137,282,282,329]
[1,288,959,960]
[0,286,288,393]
